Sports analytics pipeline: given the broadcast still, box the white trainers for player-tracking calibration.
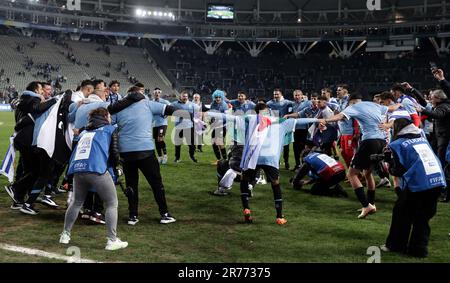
[105,238,128,251]
[161,155,168,165]
[212,187,230,196]
[380,244,390,252]
[256,175,267,185]
[357,203,377,219]
[59,231,71,244]
[376,177,392,188]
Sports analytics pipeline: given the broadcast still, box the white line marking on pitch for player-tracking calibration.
[0,243,99,263]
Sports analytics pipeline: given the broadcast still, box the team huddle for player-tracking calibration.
[1,69,449,257]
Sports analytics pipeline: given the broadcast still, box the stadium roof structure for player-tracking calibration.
[1,0,450,58]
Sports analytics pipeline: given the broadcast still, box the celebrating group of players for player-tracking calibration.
[2,67,449,256]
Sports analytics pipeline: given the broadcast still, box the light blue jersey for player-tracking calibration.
[342,101,388,141]
[292,100,312,130]
[115,98,166,152]
[171,100,200,129]
[267,99,293,117]
[398,95,418,115]
[230,100,256,114]
[338,95,354,135]
[152,98,171,127]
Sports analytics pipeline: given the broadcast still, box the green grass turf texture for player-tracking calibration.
[0,111,449,263]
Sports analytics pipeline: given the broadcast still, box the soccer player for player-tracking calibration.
[318,94,400,219]
[206,102,318,224]
[291,90,311,170]
[291,148,348,197]
[152,87,170,165]
[267,88,294,169]
[336,85,359,168]
[107,80,122,104]
[171,91,199,163]
[390,84,421,127]
[209,90,230,164]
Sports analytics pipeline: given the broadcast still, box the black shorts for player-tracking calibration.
[243,165,279,183]
[153,125,167,142]
[351,139,386,170]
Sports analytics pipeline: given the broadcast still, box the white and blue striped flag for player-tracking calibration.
[0,136,16,183]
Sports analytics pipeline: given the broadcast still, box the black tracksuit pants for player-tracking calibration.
[385,187,441,258]
[122,152,169,218]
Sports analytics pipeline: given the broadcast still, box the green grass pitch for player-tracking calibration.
[0,111,449,262]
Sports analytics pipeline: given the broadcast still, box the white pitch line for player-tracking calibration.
[0,243,99,263]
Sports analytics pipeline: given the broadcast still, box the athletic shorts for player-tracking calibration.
[243,165,279,183]
[153,125,167,142]
[350,139,386,170]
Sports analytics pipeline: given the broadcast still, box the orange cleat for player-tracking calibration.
[276,218,287,225]
[243,209,253,223]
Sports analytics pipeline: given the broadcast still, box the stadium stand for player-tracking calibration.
[0,33,174,96]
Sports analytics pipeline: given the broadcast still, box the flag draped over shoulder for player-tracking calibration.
[35,94,72,165]
[0,136,16,183]
[240,115,272,170]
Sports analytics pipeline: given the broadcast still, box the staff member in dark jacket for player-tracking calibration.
[417,89,450,201]
[381,118,446,258]
[60,107,128,251]
[5,81,56,209]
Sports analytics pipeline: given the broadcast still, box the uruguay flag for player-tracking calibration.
[0,136,16,183]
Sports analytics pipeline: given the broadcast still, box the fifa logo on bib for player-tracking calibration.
[366,0,381,11]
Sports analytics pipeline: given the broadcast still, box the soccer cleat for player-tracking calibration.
[174,159,181,163]
[105,238,128,251]
[161,155,168,165]
[210,160,219,166]
[20,203,39,215]
[90,212,106,224]
[160,213,176,224]
[276,217,287,225]
[40,195,59,208]
[127,216,139,226]
[376,177,392,188]
[212,187,230,196]
[58,183,70,193]
[10,202,23,210]
[357,203,377,219]
[81,209,92,219]
[59,231,71,244]
[190,156,198,163]
[243,209,253,223]
[4,185,18,203]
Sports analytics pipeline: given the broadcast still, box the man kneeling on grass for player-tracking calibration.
[290,147,348,198]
